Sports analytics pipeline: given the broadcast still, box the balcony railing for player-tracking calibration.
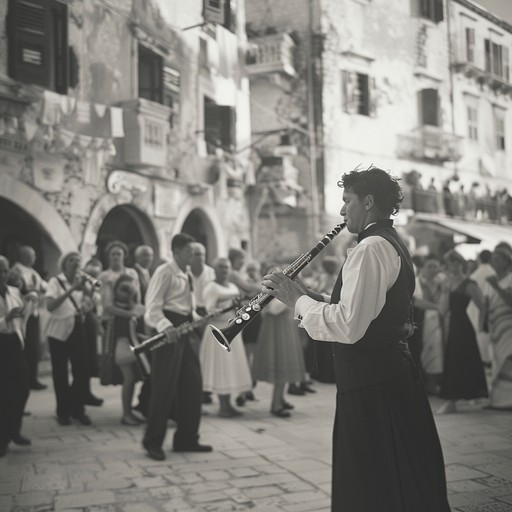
[397,127,463,163]
[404,188,512,224]
[451,60,512,94]
[246,33,296,77]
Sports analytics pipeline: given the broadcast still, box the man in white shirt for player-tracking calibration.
[142,234,212,461]
[133,245,154,303]
[262,167,450,512]
[189,243,215,317]
[13,246,47,390]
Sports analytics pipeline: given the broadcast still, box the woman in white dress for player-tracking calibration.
[200,258,252,417]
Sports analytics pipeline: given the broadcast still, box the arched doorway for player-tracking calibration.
[96,205,159,268]
[181,208,218,263]
[0,198,61,278]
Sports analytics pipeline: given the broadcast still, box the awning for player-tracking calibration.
[412,214,512,247]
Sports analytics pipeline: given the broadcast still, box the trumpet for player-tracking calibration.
[209,223,346,351]
[78,270,102,289]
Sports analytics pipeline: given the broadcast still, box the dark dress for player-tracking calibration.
[439,279,488,400]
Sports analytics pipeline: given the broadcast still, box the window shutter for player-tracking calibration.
[204,98,220,153]
[218,105,235,152]
[342,70,358,114]
[420,89,439,126]
[224,0,236,33]
[203,0,225,25]
[369,77,377,118]
[466,28,475,63]
[434,0,444,23]
[8,0,51,87]
[69,45,79,88]
[51,0,68,93]
[484,39,491,73]
[419,0,430,18]
[503,46,510,82]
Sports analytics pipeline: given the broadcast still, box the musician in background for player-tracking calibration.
[190,243,215,319]
[262,167,450,511]
[13,246,47,390]
[0,256,33,457]
[142,233,212,461]
[45,252,92,427]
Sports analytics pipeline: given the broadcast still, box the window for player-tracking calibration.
[485,39,510,81]
[419,0,444,23]
[203,0,236,33]
[494,107,506,150]
[342,71,377,117]
[138,45,163,103]
[7,0,71,93]
[419,88,440,127]
[204,96,236,154]
[465,28,475,63]
[467,105,478,141]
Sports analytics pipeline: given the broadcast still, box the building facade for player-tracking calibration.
[246,0,512,260]
[0,0,253,275]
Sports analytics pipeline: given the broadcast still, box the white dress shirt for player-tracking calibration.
[45,274,84,342]
[144,259,194,332]
[0,285,26,346]
[191,265,215,309]
[294,236,401,344]
[12,262,46,316]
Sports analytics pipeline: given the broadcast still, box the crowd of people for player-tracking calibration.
[1,187,511,474]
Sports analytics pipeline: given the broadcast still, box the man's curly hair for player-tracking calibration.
[338,165,404,216]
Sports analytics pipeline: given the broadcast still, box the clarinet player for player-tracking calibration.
[142,233,212,461]
[262,167,450,512]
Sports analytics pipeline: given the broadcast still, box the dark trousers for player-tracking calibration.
[143,311,203,450]
[0,333,29,447]
[25,314,41,386]
[48,319,88,418]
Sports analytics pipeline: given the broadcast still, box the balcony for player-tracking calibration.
[118,99,172,169]
[397,127,463,163]
[452,61,512,95]
[246,33,296,78]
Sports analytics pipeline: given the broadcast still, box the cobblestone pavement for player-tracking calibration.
[1,369,511,512]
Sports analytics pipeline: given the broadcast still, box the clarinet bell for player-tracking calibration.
[209,324,233,352]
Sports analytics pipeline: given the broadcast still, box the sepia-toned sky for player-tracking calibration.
[473,0,512,24]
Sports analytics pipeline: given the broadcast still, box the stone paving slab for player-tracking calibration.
[0,373,512,511]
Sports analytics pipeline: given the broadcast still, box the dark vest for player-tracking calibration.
[331,220,416,392]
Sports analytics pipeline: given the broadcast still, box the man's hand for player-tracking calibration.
[163,326,178,345]
[6,307,24,322]
[261,271,305,308]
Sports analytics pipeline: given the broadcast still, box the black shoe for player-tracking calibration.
[287,384,305,396]
[300,383,316,393]
[143,440,166,461]
[245,391,256,401]
[30,381,47,390]
[202,392,213,405]
[235,395,246,407]
[173,443,213,453]
[57,415,72,426]
[271,408,291,418]
[71,413,92,426]
[281,400,294,410]
[11,435,31,446]
[84,395,104,407]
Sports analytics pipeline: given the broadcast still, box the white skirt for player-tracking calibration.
[200,328,252,395]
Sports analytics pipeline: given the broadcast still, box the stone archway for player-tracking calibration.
[81,194,163,267]
[177,206,225,263]
[0,175,76,276]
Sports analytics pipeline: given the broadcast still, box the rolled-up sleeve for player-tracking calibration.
[294,238,400,344]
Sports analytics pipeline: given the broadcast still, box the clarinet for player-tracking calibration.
[131,302,239,355]
[209,223,346,351]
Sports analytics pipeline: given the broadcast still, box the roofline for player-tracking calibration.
[452,0,512,34]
